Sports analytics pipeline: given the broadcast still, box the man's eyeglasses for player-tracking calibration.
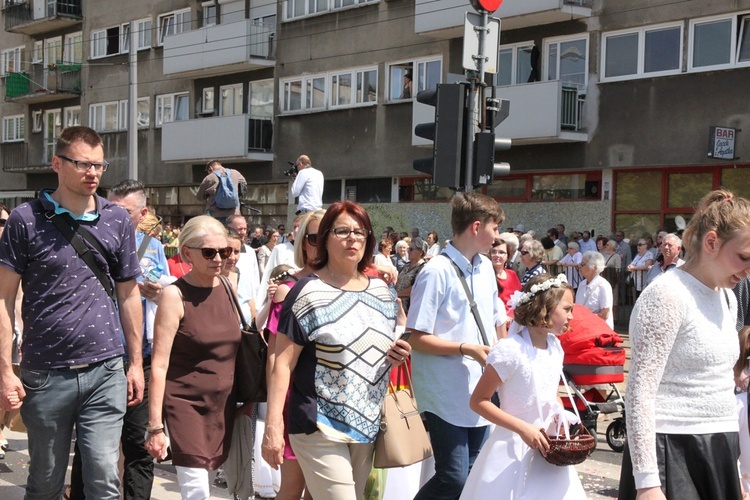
[637,242,646,246]
[329,227,370,240]
[305,233,318,245]
[58,154,109,172]
[187,246,233,260]
[520,250,530,256]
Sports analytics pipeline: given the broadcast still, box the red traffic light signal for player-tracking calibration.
[470,0,502,13]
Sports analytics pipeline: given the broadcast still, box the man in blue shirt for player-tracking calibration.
[408,192,507,500]
[0,126,143,499]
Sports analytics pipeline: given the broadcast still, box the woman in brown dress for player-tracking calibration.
[145,215,241,499]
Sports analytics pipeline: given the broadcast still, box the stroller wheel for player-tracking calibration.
[586,425,597,451]
[606,419,626,453]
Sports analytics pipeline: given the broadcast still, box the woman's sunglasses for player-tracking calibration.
[187,246,233,260]
[305,233,318,245]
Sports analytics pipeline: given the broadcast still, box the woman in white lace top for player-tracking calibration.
[619,189,750,500]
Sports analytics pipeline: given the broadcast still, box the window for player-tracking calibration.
[285,0,376,21]
[44,37,62,66]
[545,35,588,88]
[498,42,534,86]
[89,102,120,132]
[44,110,61,163]
[0,46,23,76]
[91,27,122,58]
[330,67,377,107]
[64,106,81,128]
[602,23,682,81]
[63,32,83,64]
[220,0,244,24]
[118,98,150,129]
[32,41,43,63]
[739,15,750,63]
[220,84,243,116]
[202,1,217,27]
[387,57,441,101]
[121,18,152,53]
[688,13,750,70]
[248,79,274,117]
[281,75,325,112]
[158,9,191,46]
[202,87,215,113]
[32,110,42,132]
[156,92,189,126]
[2,115,24,143]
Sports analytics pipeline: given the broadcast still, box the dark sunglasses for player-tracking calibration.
[305,233,318,245]
[0,218,6,227]
[187,246,233,260]
[520,250,530,255]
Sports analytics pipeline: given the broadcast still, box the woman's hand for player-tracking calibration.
[387,338,412,366]
[145,431,168,461]
[261,423,286,470]
[518,422,550,456]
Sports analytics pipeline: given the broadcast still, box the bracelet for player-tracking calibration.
[147,428,165,435]
[459,343,465,356]
[146,424,164,433]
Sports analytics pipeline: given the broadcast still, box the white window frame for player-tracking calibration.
[0,46,23,76]
[64,106,81,128]
[155,92,189,126]
[248,79,274,118]
[385,56,442,102]
[32,110,42,133]
[284,0,376,22]
[89,101,120,132]
[688,14,738,72]
[63,32,83,64]
[544,34,589,88]
[157,8,191,46]
[2,114,25,143]
[280,74,326,113]
[32,41,43,64]
[202,87,215,113]
[118,97,150,129]
[497,41,535,86]
[738,14,750,65]
[91,26,122,59]
[219,83,243,116]
[202,1,217,27]
[329,66,377,108]
[121,18,153,53]
[601,22,683,82]
[44,36,62,66]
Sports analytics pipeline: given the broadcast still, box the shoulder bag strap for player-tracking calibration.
[219,274,251,331]
[439,253,490,347]
[46,210,116,300]
[137,234,153,261]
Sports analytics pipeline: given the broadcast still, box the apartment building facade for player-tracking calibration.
[2,0,749,239]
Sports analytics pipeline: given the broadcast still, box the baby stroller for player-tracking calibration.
[558,306,627,452]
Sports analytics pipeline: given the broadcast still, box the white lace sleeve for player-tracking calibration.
[487,339,520,382]
[626,283,685,489]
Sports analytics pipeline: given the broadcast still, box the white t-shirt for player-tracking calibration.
[290,167,324,212]
[575,274,614,329]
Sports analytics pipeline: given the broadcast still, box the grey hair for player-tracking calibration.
[498,232,519,254]
[664,233,682,247]
[581,251,606,274]
[567,241,580,252]
[395,240,409,252]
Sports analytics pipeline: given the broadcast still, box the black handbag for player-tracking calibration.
[220,276,268,405]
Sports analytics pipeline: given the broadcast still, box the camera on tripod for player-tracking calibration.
[283,161,298,177]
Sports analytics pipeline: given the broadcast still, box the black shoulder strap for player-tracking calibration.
[137,234,153,261]
[439,253,490,347]
[45,209,116,300]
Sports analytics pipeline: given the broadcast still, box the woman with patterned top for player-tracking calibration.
[618,189,750,500]
[520,239,545,285]
[395,236,428,312]
[262,201,411,500]
[626,239,654,301]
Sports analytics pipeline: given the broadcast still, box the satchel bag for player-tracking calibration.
[373,364,433,469]
[220,276,268,404]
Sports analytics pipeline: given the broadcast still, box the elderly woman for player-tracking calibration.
[627,238,655,301]
[490,239,522,316]
[146,216,240,498]
[392,240,410,274]
[520,239,545,285]
[373,239,394,268]
[425,231,440,260]
[576,251,614,329]
[258,228,279,276]
[558,241,583,292]
[396,236,428,312]
[262,201,411,499]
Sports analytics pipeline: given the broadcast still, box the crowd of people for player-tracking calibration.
[1,126,750,500]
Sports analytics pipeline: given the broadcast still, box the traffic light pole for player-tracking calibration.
[464,10,490,193]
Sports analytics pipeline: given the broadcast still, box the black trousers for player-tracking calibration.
[70,359,153,500]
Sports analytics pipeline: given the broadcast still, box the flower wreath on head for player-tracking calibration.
[507,274,568,311]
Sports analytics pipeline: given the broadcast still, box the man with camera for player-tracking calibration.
[289,155,323,215]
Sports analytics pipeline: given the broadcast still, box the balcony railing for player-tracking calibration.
[561,85,585,131]
[1,141,27,172]
[4,63,81,102]
[248,118,272,151]
[4,0,82,34]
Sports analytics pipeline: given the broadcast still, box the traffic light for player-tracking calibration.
[413,83,468,189]
[473,95,511,186]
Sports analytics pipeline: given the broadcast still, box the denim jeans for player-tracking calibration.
[414,412,489,500]
[20,357,127,500]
